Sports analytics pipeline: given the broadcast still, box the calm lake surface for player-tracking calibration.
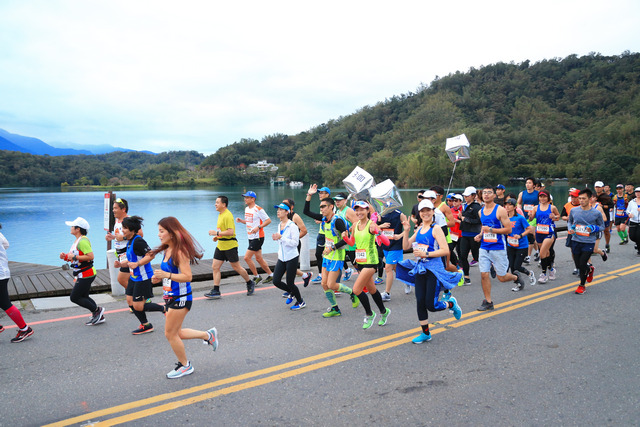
[0,183,570,269]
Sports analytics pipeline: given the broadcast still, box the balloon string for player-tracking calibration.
[446,162,457,197]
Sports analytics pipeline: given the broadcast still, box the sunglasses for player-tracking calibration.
[319,205,329,209]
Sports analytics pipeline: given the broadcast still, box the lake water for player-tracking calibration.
[0,183,570,269]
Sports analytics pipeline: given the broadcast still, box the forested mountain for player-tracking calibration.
[0,150,204,187]
[201,52,640,187]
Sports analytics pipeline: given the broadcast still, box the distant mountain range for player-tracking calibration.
[0,128,155,156]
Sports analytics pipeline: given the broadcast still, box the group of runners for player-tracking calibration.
[2,179,639,378]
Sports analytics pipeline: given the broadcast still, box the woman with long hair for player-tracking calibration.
[271,203,305,310]
[150,216,217,379]
[529,191,560,283]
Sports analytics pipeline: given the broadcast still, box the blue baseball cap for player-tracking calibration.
[318,187,331,194]
[242,191,257,198]
[274,203,290,211]
[496,184,505,190]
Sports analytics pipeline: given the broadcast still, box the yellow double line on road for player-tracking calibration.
[48,263,640,426]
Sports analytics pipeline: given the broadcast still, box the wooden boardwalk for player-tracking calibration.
[6,251,317,301]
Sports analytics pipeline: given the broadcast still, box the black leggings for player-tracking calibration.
[70,276,97,313]
[414,270,447,322]
[459,235,480,276]
[448,241,459,266]
[273,257,302,303]
[629,224,640,253]
[570,241,594,286]
[507,247,530,275]
[0,278,13,311]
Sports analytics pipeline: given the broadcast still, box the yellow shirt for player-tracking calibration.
[216,208,238,251]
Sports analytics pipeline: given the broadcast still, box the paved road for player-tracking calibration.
[1,236,639,426]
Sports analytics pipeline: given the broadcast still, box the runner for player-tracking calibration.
[626,187,640,256]
[529,190,560,284]
[612,184,630,245]
[450,194,464,267]
[430,185,459,270]
[589,193,609,261]
[568,189,605,294]
[0,224,34,342]
[115,216,165,334]
[149,217,217,379]
[459,186,482,285]
[60,217,105,326]
[475,187,526,311]
[348,201,390,329]
[280,199,312,300]
[311,186,331,283]
[333,192,358,281]
[562,189,582,275]
[378,207,407,301]
[303,185,360,318]
[204,196,257,299]
[504,198,536,290]
[495,184,506,206]
[271,202,306,310]
[517,177,540,264]
[236,191,273,285]
[105,197,134,290]
[595,181,613,253]
[400,199,462,343]
[410,190,426,229]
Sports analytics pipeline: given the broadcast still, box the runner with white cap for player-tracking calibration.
[594,181,613,253]
[237,191,273,285]
[60,217,105,325]
[612,184,630,245]
[459,186,482,285]
[626,187,640,256]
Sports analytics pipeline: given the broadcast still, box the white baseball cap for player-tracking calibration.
[594,181,604,188]
[635,187,640,192]
[453,194,464,201]
[462,186,477,196]
[418,200,435,211]
[422,190,437,199]
[65,217,90,230]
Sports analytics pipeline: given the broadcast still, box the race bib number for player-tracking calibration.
[575,225,590,237]
[483,232,497,243]
[381,229,394,238]
[355,249,367,263]
[450,233,459,242]
[536,224,550,235]
[414,243,429,254]
[162,277,172,292]
[118,253,127,262]
[616,210,626,217]
[524,204,534,214]
[507,236,519,247]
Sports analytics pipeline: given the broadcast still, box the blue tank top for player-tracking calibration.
[614,195,628,217]
[415,224,438,253]
[480,205,505,250]
[508,214,530,250]
[521,190,539,220]
[535,204,555,235]
[126,235,153,281]
[161,256,192,301]
[380,209,403,251]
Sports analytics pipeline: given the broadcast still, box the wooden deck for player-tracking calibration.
[7,251,318,301]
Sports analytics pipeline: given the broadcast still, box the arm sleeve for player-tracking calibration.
[334,218,349,249]
[303,199,323,221]
[133,238,151,256]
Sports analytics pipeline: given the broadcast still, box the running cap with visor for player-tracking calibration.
[594,181,604,188]
[353,200,369,209]
[462,186,477,196]
[242,191,257,198]
[418,200,435,210]
[65,217,90,230]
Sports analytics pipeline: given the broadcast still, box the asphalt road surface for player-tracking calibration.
[1,236,639,426]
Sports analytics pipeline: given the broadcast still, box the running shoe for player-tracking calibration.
[538,273,548,284]
[548,268,556,280]
[476,299,494,311]
[285,295,294,305]
[132,323,154,335]
[572,268,579,276]
[290,301,306,310]
[89,306,105,325]
[0,325,4,333]
[311,274,322,283]
[10,327,34,343]
[343,268,352,281]
[282,292,290,298]
[380,291,390,302]
[605,244,610,253]
[529,270,537,285]
[523,256,531,265]
[204,289,221,299]
[490,265,496,279]
[601,251,608,262]
[253,276,263,286]
[363,313,376,329]
[412,332,432,344]
[322,307,341,318]
[378,308,391,326]
[441,291,451,303]
[533,251,540,262]
[405,284,413,294]
[575,285,586,295]
[511,272,525,292]
[469,260,479,267]
[374,277,384,285]
[302,273,311,288]
[94,315,106,325]
[448,296,462,320]
[166,361,194,379]
[586,265,595,283]
[350,293,360,308]
[463,278,471,286]
[457,273,465,287]
[262,275,273,284]
[205,327,218,351]
[619,240,626,245]
[246,280,255,296]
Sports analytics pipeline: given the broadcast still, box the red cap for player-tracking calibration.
[570,190,580,197]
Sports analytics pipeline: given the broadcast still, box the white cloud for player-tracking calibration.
[1,0,639,155]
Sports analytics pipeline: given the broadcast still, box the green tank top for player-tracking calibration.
[337,205,356,251]
[323,217,345,261]
[354,219,378,264]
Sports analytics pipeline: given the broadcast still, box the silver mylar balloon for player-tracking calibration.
[445,133,471,163]
[343,166,375,195]
[368,179,403,216]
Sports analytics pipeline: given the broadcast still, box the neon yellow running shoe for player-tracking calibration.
[322,307,342,318]
[363,313,376,329]
[350,293,360,308]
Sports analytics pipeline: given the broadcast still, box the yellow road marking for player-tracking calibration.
[48,263,640,426]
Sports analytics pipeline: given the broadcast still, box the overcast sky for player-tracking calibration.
[1,0,639,155]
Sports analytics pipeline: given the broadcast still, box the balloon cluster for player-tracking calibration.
[342,166,403,216]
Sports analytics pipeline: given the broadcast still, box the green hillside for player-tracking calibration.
[201,52,640,187]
